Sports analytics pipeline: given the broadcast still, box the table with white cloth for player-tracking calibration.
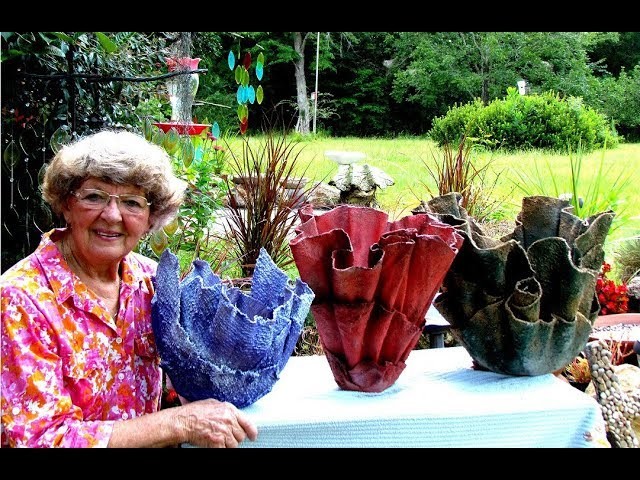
[238,346,606,448]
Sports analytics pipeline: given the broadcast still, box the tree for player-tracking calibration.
[1,32,170,271]
[385,32,620,134]
[318,32,402,136]
[239,32,358,135]
[587,32,640,77]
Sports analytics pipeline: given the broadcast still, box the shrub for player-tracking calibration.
[429,87,619,153]
[585,65,640,142]
[612,236,640,284]
[136,119,229,274]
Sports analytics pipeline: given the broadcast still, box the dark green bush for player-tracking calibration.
[585,65,640,142]
[429,87,619,153]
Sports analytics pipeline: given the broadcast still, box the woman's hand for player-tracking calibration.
[174,398,258,448]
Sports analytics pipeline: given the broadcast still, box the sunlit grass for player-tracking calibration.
[222,135,640,267]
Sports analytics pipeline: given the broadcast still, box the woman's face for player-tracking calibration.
[62,178,152,267]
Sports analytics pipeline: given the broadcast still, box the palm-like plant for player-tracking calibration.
[511,142,632,232]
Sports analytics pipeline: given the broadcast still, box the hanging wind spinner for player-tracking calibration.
[229,45,265,135]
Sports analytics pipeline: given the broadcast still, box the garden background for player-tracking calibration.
[2,32,639,284]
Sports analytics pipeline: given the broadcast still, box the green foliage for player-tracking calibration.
[586,32,640,77]
[388,32,601,132]
[317,32,400,136]
[612,237,640,284]
[1,31,169,272]
[424,99,486,147]
[429,88,619,153]
[293,310,324,356]
[415,136,508,222]
[136,120,229,273]
[510,143,632,234]
[584,65,640,141]
[275,92,340,135]
[222,131,314,278]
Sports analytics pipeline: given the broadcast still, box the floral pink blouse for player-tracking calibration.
[1,229,162,447]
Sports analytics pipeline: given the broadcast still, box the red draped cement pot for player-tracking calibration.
[290,204,463,392]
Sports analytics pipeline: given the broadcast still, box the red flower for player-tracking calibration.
[595,261,629,315]
[8,108,35,128]
[165,388,178,403]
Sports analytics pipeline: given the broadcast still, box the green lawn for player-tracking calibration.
[292,138,637,243]
[220,135,639,277]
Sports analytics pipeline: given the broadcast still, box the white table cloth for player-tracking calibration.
[239,347,605,448]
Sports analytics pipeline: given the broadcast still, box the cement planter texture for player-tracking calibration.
[426,193,614,376]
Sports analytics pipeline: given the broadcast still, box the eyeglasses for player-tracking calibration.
[72,188,151,214]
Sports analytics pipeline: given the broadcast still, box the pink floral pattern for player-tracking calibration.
[1,229,162,447]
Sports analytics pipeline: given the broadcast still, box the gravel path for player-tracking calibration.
[591,323,640,342]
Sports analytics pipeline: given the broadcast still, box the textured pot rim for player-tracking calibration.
[590,313,640,345]
[593,312,640,327]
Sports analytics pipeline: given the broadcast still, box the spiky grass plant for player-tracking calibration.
[223,131,314,278]
[613,236,640,284]
[416,135,506,222]
[511,142,632,234]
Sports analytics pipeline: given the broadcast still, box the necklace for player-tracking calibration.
[61,236,122,318]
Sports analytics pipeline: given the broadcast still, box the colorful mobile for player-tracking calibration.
[229,45,265,135]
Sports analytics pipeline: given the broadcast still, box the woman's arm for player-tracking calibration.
[1,287,257,448]
[108,398,258,448]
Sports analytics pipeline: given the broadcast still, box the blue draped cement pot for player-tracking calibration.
[151,247,314,407]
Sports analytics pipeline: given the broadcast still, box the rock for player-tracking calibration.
[586,363,640,398]
[584,341,640,447]
[306,182,341,209]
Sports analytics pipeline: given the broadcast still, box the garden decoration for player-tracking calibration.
[325,151,394,207]
[590,313,640,364]
[228,48,265,135]
[290,204,463,392]
[152,57,211,136]
[164,56,202,123]
[584,340,639,448]
[151,247,314,408]
[423,193,615,376]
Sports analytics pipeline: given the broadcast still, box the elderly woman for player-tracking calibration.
[0,130,257,448]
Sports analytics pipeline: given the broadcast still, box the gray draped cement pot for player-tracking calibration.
[420,193,615,376]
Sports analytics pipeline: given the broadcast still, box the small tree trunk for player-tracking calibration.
[171,32,195,124]
[293,32,310,135]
